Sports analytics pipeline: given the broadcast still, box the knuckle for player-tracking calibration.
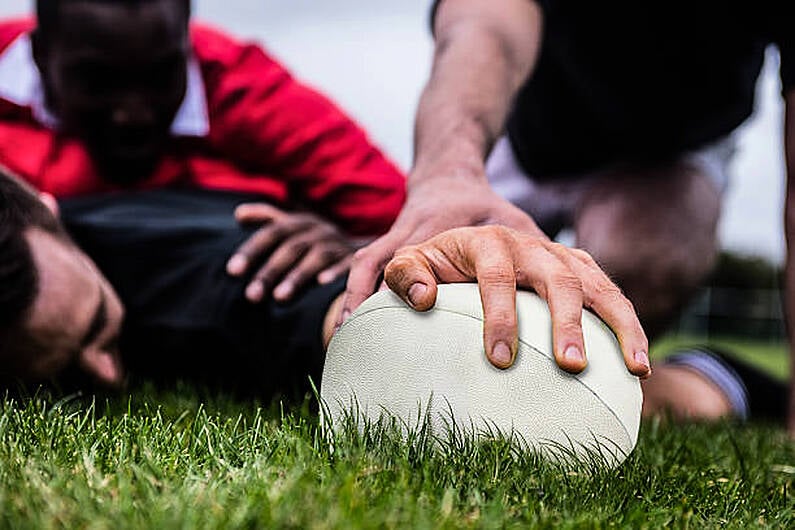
[550,271,583,294]
[592,279,630,308]
[546,241,568,255]
[352,246,377,267]
[268,224,289,240]
[254,266,275,284]
[384,256,419,286]
[287,237,312,255]
[287,266,311,284]
[489,225,517,245]
[316,246,344,263]
[556,319,583,337]
[571,248,597,266]
[478,266,516,288]
[490,307,517,329]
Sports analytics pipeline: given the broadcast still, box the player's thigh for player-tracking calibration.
[574,162,721,274]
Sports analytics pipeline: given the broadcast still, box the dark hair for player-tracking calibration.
[0,167,64,374]
[36,0,191,38]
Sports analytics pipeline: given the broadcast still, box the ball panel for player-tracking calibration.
[323,284,642,464]
[339,284,642,447]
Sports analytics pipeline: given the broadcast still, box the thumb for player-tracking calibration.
[384,247,439,311]
[234,203,285,223]
[79,349,124,387]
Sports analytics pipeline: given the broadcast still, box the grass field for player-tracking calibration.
[0,338,793,529]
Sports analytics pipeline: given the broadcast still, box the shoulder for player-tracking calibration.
[189,22,292,109]
[0,18,34,54]
[190,22,280,70]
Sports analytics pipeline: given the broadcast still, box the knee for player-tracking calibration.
[590,237,717,335]
[575,169,721,331]
[598,236,717,298]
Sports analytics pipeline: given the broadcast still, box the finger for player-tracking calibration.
[585,275,651,377]
[246,236,309,302]
[317,255,353,285]
[384,246,439,311]
[570,250,650,377]
[339,235,402,326]
[234,203,287,224]
[470,238,519,370]
[273,246,350,302]
[227,221,298,276]
[530,243,589,373]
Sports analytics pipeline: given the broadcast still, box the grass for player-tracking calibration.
[0,337,792,529]
[651,335,790,380]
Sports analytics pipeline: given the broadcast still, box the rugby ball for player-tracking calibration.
[321,283,642,466]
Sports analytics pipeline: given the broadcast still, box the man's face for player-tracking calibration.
[22,227,125,385]
[34,0,189,182]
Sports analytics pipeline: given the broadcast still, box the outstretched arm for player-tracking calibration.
[339,1,650,374]
[343,0,545,315]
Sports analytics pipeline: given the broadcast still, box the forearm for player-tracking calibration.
[411,0,543,185]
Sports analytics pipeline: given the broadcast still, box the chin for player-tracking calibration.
[94,153,161,185]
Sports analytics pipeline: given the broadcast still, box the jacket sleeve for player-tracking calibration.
[196,26,406,236]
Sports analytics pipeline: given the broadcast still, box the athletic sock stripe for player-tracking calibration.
[664,350,750,420]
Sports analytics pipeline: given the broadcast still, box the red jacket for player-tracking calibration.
[0,19,405,235]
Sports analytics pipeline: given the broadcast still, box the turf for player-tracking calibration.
[651,335,790,380]
[0,338,793,529]
[1,389,792,528]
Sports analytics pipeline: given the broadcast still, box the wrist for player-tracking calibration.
[410,149,488,189]
[410,119,493,186]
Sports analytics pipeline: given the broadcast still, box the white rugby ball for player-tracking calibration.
[321,283,642,466]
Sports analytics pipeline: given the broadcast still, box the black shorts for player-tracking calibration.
[60,189,346,395]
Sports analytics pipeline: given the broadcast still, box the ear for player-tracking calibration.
[79,348,124,387]
[38,192,60,217]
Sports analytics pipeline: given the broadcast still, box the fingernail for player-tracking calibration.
[341,309,351,322]
[492,341,513,367]
[564,345,584,363]
[634,350,650,370]
[227,255,247,275]
[317,271,333,284]
[246,281,263,302]
[407,283,427,307]
[273,283,292,300]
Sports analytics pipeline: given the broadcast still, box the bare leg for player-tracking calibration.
[641,364,732,419]
[574,162,721,338]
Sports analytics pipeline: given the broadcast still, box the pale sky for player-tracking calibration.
[0,0,788,263]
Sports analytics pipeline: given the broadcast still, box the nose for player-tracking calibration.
[111,96,155,128]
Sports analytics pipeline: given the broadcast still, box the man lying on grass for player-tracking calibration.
[0,171,346,391]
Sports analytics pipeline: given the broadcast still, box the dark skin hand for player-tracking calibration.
[383,225,651,377]
[226,203,353,302]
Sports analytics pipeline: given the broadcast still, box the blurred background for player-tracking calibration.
[0,1,790,350]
